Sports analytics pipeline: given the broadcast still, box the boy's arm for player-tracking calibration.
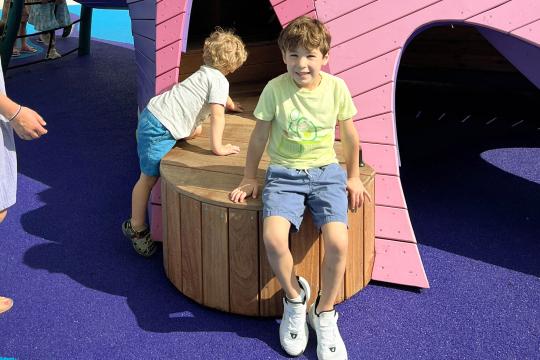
[0,94,47,140]
[340,119,372,211]
[229,119,271,203]
[209,103,240,156]
[226,96,244,113]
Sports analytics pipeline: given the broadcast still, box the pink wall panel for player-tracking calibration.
[467,0,540,33]
[151,180,162,204]
[156,13,185,50]
[352,83,394,120]
[361,142,399,176]
[326,0,440,46]
[375,206,416,242]
[353,114,396,145]
[337,49,400,95]
[156,0,187,25]
[269,0,286,6]
[156,40,182,77]
[316,0,376,23]
[375,174,407,208]
[371,238,429,288]
[273,0,315,25]
[512,19,540,45]
[155,67,180,94]
[328,0,510,74]
[150,204,163,242]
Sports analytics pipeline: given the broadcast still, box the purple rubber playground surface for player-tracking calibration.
[0,38,539,359]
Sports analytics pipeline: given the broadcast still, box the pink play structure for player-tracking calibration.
[123,0,540,288]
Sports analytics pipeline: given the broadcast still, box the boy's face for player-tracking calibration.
[282,46,329,90]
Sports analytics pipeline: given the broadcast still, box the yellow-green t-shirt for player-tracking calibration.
[254,72,357,169]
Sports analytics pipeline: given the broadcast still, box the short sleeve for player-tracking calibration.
[336,78,357,121]
[253,82,276,122]
[207,73,229,106]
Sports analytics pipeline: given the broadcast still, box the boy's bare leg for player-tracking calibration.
[130,173,158,231]
[318,222,348,312]
[263,216,302,299]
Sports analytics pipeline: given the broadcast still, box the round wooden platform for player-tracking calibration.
[159,105,375,317]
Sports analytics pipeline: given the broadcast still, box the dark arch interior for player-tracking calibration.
[395,25,540,276]
[181,0,285,95]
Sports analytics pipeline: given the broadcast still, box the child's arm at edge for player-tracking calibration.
[229,119,271,203]
[0,94,47,140]
[340,119,372,211]
[226,96,244,113]
[209,103,240,156]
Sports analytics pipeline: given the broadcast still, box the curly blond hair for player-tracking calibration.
[278,16,331,56]
[202,28,248,74]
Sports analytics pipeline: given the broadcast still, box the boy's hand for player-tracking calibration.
[226,101,244,113]
[230,177,258,203]
[347,177,371,212]
[11,107,48,140]
[212,143,240,156]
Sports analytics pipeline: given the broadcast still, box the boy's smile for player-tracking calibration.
[283,46,329,90]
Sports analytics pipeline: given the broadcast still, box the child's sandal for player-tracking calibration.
[122,220,157,258]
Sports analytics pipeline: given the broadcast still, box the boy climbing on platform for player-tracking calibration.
[123,29,247,257]
[230,16,370,360]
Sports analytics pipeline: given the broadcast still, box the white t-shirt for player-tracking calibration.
[147,65,229,139]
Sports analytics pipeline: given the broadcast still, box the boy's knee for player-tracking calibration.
[322,223,348,256]
[263,230,289,257]
[139,173,158,188]
[0,209,7,224]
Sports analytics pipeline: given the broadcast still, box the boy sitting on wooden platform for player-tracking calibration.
[123,29,247,257]
[230,16,370,360]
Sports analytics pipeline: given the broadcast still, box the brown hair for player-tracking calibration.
[202,28,248,74]
[278,16,331,56]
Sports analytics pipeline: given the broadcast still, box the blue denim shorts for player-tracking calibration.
[262,163,348,232]
[137,108,176,176]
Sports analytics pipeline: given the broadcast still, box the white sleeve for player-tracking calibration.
[207,73,229,106]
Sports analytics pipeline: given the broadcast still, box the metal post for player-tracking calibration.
[78,5,92,56]
[0,0,23,73]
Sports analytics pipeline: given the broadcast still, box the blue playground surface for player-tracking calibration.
[0,8,538,360]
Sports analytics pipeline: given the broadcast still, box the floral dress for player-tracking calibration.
[28,0,70,32]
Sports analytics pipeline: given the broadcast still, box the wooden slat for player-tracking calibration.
[229,209,259,316]
[291,211,320,309]
[273,0,315,25]
[375,205,416,243]
[128,0,155,20]
[259,212,283,316]
[133,34,155,63]
[363,178,375,286]
[353,83,394,120]
[135,49,156,83]
[131,19,156,40]
[345,204,364,297]
[467,0,540,33]
[165,183,182,290]
[202,204,229,312]
[327,0,510,75]
[374,174,407,209]
[180,195,203,303]
[353,113,396,145]
[326,0,440,46]
[337,49,400,95]
[361,142,399,176]
[155,67,179,94]
[156,0,187,24]
[512,19,540,45]
[161,180,169,272]
[371,238,429,288]
[156,40,182,77]
[156,13,185,50]
[316,0,376,23]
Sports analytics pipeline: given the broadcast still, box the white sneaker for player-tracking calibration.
[279,276,311,356]
[308,297,348,360]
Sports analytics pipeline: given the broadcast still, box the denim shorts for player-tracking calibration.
[137,108,176,176]
[262,163,348,232]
